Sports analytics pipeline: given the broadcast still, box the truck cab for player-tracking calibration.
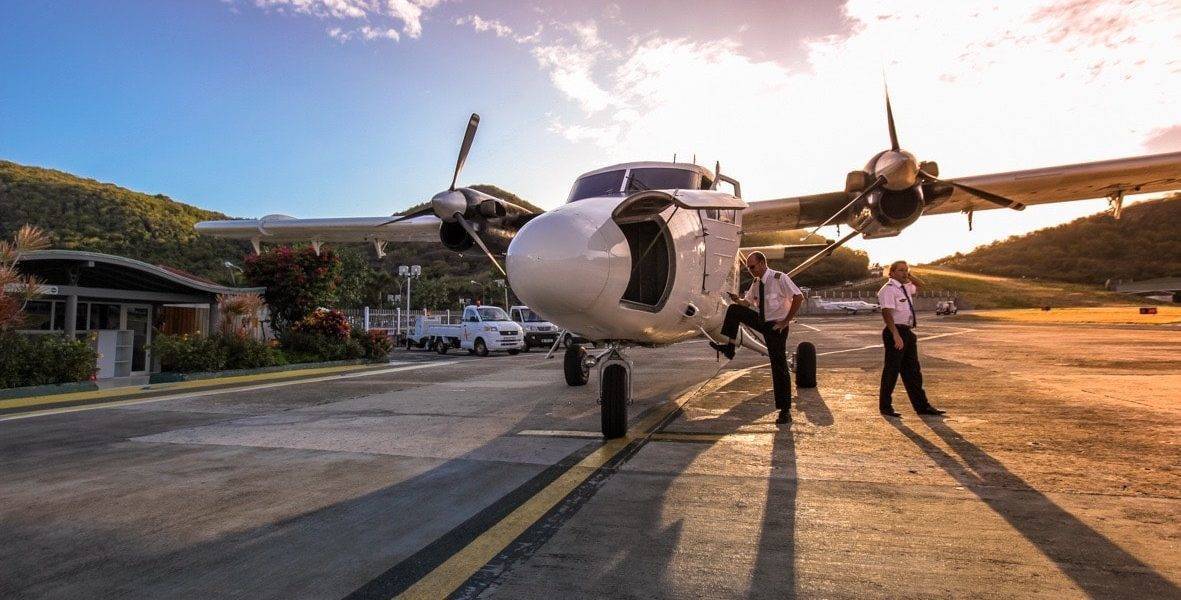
[509,305,560,351]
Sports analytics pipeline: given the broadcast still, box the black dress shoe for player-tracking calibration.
[708,341,736,360]
[880,410,902,417]
[917,407,946,416]
[776,409,791,424]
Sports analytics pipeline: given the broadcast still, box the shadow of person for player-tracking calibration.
[792,387,833,427]
[748,425,798,599]
[889,418,1180,599]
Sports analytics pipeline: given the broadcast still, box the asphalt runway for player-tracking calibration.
[1,315,1178,599]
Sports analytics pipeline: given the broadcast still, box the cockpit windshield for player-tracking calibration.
[626,168,702,193]
[568,170,625,202]
[567,167,711,202]
[477,307,510,321]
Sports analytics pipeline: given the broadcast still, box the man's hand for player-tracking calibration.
[893,332,905,350]
[773,318,790,332]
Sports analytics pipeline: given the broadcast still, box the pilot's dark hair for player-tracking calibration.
[748,251,767,264]
[889,260,909,274]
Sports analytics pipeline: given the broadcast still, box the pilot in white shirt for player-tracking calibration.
[877,260,944,417]
[709,251,804,424]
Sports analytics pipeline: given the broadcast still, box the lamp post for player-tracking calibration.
[494,278,508,310]
[223,260,243,286]
[399,264,421,323]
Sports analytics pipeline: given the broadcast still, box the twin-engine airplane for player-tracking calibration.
[197,103,1181,438]
[811,297,880,315]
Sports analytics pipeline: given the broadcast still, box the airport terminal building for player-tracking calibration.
[16,250,263,379]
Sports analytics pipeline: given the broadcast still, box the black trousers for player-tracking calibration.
[720,305,791,409]
[880,326,931,411]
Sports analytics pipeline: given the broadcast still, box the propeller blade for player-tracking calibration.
[920,170,1025,210]
[380,207,434,227]
[450,113,480,191]
[456,214,507,277]
[885,88,900,151]
[801,175,887,240]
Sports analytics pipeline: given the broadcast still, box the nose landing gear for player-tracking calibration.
[562,342,633,439]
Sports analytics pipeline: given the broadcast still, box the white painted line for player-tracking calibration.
[516,429,602,438]
[0,360,463,423]
[816,327,976,357]
[796,322,822,332]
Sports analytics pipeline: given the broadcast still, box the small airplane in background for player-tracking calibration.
[811,297,880,315]
[196,98,1181,439]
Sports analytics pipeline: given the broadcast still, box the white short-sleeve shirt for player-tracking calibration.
[743,268,803,322]
[878,278,917,327]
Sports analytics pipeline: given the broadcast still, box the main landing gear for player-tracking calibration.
[564,342,632,439]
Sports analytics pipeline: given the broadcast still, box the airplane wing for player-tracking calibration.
[742,151,1181,232]
[194,214,440,245]
[924,151,1181,215]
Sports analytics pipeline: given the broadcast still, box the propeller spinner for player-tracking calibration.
[382,113,507,276]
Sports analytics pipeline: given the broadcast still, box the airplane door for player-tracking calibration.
[699,209,741,295]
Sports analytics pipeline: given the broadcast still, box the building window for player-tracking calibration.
[89,303,121,330]
[24,300,53,330]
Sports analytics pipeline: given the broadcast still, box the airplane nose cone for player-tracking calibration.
[507,209,615,313]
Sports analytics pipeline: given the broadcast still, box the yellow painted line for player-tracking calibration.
[0,361,460,422]
[397,364,760,600]
[0,362,394,412]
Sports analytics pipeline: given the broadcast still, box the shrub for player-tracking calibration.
[243,246,342,332]
[152,334,228,373]
[283,330,365,362]
[0,332,97,389]
[292,308,350,339]
[352,329,392,360]
[221,334,280,369]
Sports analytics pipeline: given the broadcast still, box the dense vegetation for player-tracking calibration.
[933,196,1180,284]
[0,160,251,282]
[0,333,97,389]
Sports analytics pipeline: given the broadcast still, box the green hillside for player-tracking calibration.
[933,195,1181,284]
[0,160,250,282]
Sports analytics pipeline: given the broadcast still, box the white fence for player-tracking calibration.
[339,308,462,338]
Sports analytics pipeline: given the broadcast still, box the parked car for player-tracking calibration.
[509,306,561,351]
[419,305,525,356]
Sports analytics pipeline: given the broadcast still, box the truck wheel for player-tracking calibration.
[434,339,448,355]
[521,343,531,353]
[474,338,489,357]
[795,341,817,388]
[563,344,589,386]
[600,364,628,439]
[507,348,520,355]
[406,339,414,350]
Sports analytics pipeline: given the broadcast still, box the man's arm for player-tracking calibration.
[882,308,904,349]
[908,272,925,289]
[774,294,804,331]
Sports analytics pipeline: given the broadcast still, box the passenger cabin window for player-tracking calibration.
[626,168,701,193]
[477,307,510,321]
[463,309,479,322]
[568,170,625,202]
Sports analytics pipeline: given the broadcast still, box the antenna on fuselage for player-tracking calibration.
[672,153,677,163]
[692,153,697,164]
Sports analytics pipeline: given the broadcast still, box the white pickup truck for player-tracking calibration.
[416,305,525,356]
[509,305,561,351]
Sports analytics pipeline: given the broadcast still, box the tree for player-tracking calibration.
[243,246,342,333]
[1,224,51,331]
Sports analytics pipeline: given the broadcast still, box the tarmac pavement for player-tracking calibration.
[1,316,1178,599]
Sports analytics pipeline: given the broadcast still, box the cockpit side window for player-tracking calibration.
[568,170,626,202]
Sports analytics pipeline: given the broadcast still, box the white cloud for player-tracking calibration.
[245,0,439,41]
[470,0,1181,260]
[456,15,514,38]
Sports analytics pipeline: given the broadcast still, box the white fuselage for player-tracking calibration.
[506,193,741,346]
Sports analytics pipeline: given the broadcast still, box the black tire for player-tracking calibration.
[406,338,414,350]
[563,344,589,386]
[521,343,531,353]
[434,339,448,355]
[795,341,817,388]
[474,338,489,357]
[600,364,628,439]
[561,333,572,348]
[507,349,520,355]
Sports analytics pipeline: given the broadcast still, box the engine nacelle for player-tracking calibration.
[439,221,474,252]
[850,186,924,237]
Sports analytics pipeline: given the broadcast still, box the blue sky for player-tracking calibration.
[3,0,1178,262]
